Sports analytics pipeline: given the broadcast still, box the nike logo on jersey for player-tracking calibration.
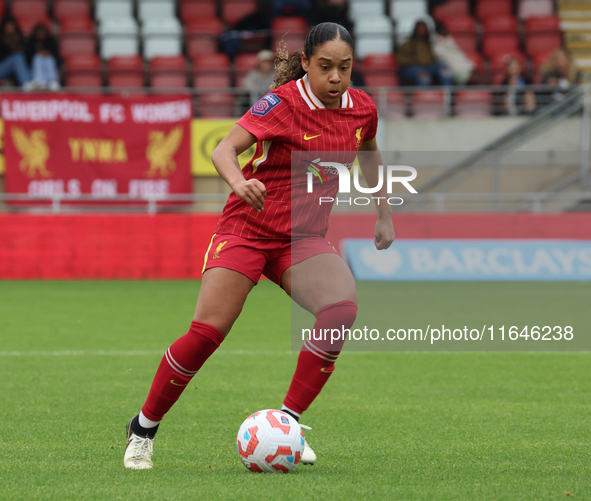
[170,380,187,386]
[304,133,321,140]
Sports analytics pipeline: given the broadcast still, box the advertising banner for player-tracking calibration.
[343,239,591,281]
[191,119,256,175]
[2,94,193,201]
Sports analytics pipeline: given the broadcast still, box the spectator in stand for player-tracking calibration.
[433,22,474,85]
[0,16,33,89]
[26,22,60,90]
[501,57,537,115]
[243,49,277,105]
[270,0,312,18]
[308,0,351,34]
[397,20,453,87]
[540,48,580,102]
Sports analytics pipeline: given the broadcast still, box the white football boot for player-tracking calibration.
[124,417,154,470]
[300,424,317,465]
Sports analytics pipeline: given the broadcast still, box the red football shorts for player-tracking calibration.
[202,233,339,286]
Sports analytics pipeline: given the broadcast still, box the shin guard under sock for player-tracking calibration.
[141,321,225,422]
[283,300,357,414]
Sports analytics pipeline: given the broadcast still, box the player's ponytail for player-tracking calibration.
[271,22,354,90]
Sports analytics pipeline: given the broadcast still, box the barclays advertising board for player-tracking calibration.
[342,239,591,281]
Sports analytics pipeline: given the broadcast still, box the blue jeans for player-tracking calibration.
[0,52,32,86]
[401,63,453,87]
[32,54,59,84]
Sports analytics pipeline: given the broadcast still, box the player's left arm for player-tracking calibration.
[358,138,395,250]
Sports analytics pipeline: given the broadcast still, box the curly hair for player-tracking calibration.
[271,22,354,90]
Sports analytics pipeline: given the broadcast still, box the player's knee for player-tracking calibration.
[191,314,233,337]
[316,300,357,328]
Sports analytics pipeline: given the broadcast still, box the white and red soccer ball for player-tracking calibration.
[236,409,305,473]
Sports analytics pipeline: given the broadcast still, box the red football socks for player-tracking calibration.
[283,300,357,415]
[141,321,225,422]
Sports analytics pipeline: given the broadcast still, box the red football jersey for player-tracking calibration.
[215,74,379,239]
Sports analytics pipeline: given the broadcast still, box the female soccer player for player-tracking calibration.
[124,22,395,470]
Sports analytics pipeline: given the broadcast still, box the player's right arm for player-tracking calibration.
[212,124,267,212]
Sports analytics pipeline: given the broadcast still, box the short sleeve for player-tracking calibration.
[363,100,379,142]
[237,92,292,142]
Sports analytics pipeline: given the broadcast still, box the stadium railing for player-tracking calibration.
[1,82,590,213]
[1,192,591,214]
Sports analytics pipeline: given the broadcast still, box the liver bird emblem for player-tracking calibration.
[145,126,184,177]
[213,240,228,259]
[355,127,363,148]
[11,127,51,178]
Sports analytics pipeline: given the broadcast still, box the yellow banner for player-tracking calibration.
[0,119,4,175]
[191,119,256,176]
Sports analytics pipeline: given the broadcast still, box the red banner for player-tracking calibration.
[2,94,192,202]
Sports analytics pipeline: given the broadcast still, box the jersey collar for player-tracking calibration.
[296,74,354,110]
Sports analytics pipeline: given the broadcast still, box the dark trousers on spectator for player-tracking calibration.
[401,63,453,87]
[0,52,31,86]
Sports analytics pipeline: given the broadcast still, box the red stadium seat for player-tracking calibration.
[489,51,527,84]
[363,54,398,87]
[107,55,145,88]
[194,74,231,88]
[271,16,307,53]
[150,56,188,88]
[272,34,305,54]
[0,1,6,18]
[464,51,485,73]
[442,15,477,53]
[455,90,492,117]
[363,54,397,71]
[531,50,556,83]
[476,0,512,21]
[193,53,231,88]
[525,16,562,57]
[58,17,96,58]
[370,91,406,119]
[151,55,188,70]
[271,16,308,35]
[385,91,406,119]
[186,17,223,56]
[11,0,47,18]
[235,53,259,88]
[222,0,257,28]
[433,0,469,21]
[365,73,399,87]
[525,14,561,32]
[193,53,231,72]
[15,15,52,36]
[199,93,236,118]
[484,15,519,34]
[412,91,446,119]
[65,53,102,87]
[526,35,562,58]
[179,0,217,23]
[53,0,91,21]
[483,35,520,59]
[482,15,520,58]
[532,50,554,70]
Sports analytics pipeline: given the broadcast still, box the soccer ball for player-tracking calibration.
[236,409,305,473]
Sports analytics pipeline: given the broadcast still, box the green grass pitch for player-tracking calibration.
[1,280,590,500]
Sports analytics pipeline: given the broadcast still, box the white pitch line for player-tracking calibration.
[0,350,296,357]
